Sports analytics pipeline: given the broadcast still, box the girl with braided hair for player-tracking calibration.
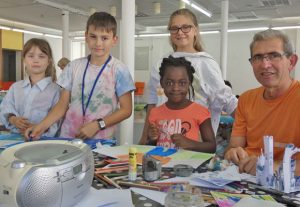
[148,56,216,152]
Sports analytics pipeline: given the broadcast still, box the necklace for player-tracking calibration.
[81,55,112,121]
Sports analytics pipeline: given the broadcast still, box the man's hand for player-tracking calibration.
[238,156,257,175]
[225,147,248,165]
[75,121,99,139]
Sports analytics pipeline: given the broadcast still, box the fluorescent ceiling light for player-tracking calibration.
[12,28,43,36]
[153,2,161,15]
[182,0,212,17]
[272,26,300,30]
[138,33,170,37]
[0,25,10,30]
[44,34,62,39]
[1,26,62,39]
[200,31,219,34]
[191,3,212,17]
[228,27,268,32]
[74,36,85,40]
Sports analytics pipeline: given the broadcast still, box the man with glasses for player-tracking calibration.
[225,29,300,175]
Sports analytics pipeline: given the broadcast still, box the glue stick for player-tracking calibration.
[129,147,137,181]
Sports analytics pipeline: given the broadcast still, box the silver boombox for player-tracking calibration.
[0,140,94,207]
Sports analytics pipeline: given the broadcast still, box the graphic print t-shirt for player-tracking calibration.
[148,102,210,148]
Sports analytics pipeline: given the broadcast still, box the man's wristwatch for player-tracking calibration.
[97,118,106,130]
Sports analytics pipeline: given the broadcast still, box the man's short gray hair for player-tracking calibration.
[250,29,294,57]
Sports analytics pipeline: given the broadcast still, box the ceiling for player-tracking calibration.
[0,0,300,36]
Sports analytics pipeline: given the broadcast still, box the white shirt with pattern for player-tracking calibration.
[0,77,61,136]
[57,56,135,139]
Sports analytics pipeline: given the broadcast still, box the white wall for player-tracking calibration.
[71,41,85,61]
[135,38,173,83]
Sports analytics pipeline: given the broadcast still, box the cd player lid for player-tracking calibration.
[14,143,82,164]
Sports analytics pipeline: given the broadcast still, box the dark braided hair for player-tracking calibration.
[159,56,196,100]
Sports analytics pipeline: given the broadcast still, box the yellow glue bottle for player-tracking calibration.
[129,147,137,181]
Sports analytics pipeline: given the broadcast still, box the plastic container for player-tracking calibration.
[135,82,145,96]
[165,184,204,207]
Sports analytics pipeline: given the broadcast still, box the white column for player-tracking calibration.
[220,0,229,80]
[62,10,70,59]
[120,0,135,145]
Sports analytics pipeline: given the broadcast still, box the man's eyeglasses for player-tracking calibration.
[169,25,193,34]
[249,52,287,64]
[164,80,189,88]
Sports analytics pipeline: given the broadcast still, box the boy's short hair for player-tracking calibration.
[86,12,117,36]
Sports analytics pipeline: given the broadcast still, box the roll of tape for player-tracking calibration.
[173,164,194,177]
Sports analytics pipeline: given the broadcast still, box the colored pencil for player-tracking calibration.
[95,165,129,173]
[95,173,122,189]
[117,181,161,191]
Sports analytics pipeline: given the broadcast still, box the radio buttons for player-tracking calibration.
[11,160,26,169]
[60,168,73,182]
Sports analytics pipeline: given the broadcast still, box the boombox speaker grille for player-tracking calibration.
[17,168,61,207]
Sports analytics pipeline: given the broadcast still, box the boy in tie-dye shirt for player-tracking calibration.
[25,12,135,140]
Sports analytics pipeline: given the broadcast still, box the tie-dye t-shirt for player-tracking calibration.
[57,56,135,139]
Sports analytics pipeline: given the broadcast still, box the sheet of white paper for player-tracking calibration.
[155,176,191,183]
[193,165,241,182]
[191,177,229,189]
[75,188,133,207]
[162,158,207,168]
[94,145,155,158]
[93,146,123,158]
[240,173,257,183]
[130,187,166,205]
[130,187,211,207]
[154,174,223,189]
[233,197,285,207]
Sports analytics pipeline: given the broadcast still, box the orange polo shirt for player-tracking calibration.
[232,80,300,160]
